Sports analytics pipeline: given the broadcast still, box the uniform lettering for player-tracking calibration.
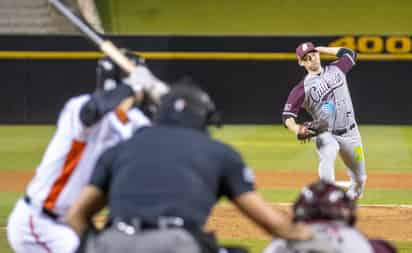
[310,80,330,102]
[309,73,343,103]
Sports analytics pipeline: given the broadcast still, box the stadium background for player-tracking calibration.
[1,0,412,252]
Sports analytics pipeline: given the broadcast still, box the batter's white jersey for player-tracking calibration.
[26,94,150,217]
[7,94,150,253]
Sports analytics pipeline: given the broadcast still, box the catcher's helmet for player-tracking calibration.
[154,78,221,131]
[293,180,356,226]
[96,50,144,91]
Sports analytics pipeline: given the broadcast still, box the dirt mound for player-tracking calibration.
[205,204,412,241]
[3,170,412,242]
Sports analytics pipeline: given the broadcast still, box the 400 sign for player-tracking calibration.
[328,36,412,54]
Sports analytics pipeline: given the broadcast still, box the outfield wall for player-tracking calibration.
[0,35,411,124]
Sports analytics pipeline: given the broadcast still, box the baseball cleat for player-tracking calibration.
[335,180,351,189]
[346,180,365,200]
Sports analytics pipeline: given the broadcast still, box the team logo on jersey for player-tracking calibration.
[322,101,336,114]
[309,72,343,102]
[309,80,331,102]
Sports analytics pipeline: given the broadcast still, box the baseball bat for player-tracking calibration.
[48,0,135,74]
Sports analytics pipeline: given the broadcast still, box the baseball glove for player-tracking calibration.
[297,120,328,142]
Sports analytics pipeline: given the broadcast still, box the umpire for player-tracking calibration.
[67,82,311,253]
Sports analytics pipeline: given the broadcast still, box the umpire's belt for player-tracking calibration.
[112,217,194,234]
[332,124,356,136]
[23,195,59,221]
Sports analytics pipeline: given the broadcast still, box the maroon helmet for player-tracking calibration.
[293,180,357,226]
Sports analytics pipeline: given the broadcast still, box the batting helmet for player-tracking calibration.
[293,180,357,226]
[95,50,161,119]
[154,78,221,130]
[96,49,145,91]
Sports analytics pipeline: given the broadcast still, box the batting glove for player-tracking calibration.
[123,66,170,102]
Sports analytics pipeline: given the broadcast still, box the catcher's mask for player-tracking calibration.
[293,180,357,226]
[154,79,221,131]
[96,49,145,91]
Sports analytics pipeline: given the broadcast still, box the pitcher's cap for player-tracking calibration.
[296,42,317,60]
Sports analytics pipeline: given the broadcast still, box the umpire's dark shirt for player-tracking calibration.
[90,125,255,228]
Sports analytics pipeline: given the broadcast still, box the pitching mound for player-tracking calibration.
[206,204,412,241]
[2,170,411,241]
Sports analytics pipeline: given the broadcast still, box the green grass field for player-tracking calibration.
[1,125,412,171]
[0,125,411,252]
[3,1,411,251]
[96,0,412,34]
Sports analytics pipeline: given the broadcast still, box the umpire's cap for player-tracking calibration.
[154,78,221,131]
[293,180,357,226]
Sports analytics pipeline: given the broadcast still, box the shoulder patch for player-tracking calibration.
[284,103,292,111]
[322,101,336,114]
[242,167,255,184]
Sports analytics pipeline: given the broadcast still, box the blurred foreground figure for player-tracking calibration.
[67,81,312,253]
[263,180,396,253]
[7,52,167,253]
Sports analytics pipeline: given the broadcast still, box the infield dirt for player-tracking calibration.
[2,170,411,241]
[2,170,411,192]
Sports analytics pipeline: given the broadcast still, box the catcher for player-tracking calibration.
[263,180,397,253]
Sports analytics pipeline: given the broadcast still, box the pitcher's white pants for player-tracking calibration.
[315,129,367,185]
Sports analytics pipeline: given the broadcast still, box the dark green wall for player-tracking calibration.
[1,35,411,124]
